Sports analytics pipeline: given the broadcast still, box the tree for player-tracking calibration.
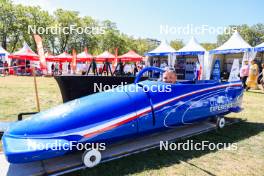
[0,0,17,50]
[53,9,81,53]
[201,43,217,51]
[217,24,264,47]
[170,40,184,50]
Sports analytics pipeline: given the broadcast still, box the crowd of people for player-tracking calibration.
[2,58,264,92]
[240,60,264,91]
[0,60,37,76]
[48,61,145,76]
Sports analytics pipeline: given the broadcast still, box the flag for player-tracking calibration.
[72,49,77,74]
[113,48,118,68]
[34,35,47,74]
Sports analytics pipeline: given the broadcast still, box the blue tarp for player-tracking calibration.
[254,47,264,52]
[146,40,177,56]
[146,52,176,56]
[209,31,252,55]
[176,37,206,56]
[176,51,205,56]
[254,42,264,52]
[209,48,252,54]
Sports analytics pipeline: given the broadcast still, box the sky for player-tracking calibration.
[13,0,264,44]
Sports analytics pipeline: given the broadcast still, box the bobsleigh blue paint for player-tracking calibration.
[2,67,244,163]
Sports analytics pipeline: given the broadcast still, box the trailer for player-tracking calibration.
[0,117,244,176]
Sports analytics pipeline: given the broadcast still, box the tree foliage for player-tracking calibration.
[1,0,264,55]
[217,24,264,47]
[0,0,158,55]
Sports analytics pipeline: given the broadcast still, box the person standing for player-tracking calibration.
[133,63,138,76]
[246,60,259,90]
[260,63,264,90]
[59,62,63,75]
[13,61,17,75]
[51,63,55,76]
[240,60,249,89]
[0,60,3,74]
[4,61,9,75]
[67,62,71,74]
[91,58,98,75]
[55,63,59,75]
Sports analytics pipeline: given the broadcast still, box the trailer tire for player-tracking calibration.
[217,117,225,129]
[82,149,101,168]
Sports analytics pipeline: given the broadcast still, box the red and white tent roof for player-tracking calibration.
[46,52,72,62]
[9,43,39,61]
[77,50,93,62]
[118,50,143,62]
[96,51,115,62]
[56,52,72,62]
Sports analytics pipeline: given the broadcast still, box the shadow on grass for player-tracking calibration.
[69,120,264,176]
[246,90,264,95]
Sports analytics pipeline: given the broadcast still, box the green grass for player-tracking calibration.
[1,76,264,175]
[0,76,62,122]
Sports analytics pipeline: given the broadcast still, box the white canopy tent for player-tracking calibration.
[207,31,254,80]
[177,37,206,55]
[146,40,177,67]
[254,42,264,52]
[254,42,264,64]
[0,46,9,64]
[176,37,207,79]
[210,31,252,54]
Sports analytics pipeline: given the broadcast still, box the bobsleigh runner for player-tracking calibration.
[1,67,244,173]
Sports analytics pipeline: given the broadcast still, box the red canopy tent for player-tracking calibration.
[8,43,39,61]
[45,53,56,62]
[46,52,72,62]
[117,50,143,62]
[77,50,93,62]
[96,51,115,62]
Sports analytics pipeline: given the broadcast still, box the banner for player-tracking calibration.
[84,47,88,54]
[228,59,240,82]
[72,49,77,74]
[33,35,47,74]
[211,59,221,81]
[113,48,118,68]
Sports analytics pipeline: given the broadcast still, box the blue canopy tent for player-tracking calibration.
[254,42,264,64]
[209,31,252,55]
[176,37,207,80]
[146,40,177,67]
[254,42,264,52]
[0,46,9,64]
[206,31,253,80]
[176,37,206,56]
[147,40,177,56]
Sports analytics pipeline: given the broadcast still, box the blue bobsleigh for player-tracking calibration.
[2,67,244,166]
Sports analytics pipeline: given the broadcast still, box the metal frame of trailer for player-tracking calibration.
[0,117,245,176]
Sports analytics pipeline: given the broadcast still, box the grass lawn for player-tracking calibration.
[0,76,264,176]
[0,76,62,122]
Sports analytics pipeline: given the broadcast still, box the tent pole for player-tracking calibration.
[32,67,40,112]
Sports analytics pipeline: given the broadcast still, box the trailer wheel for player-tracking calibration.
[82,149,101,168]
[217,117,225,129]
